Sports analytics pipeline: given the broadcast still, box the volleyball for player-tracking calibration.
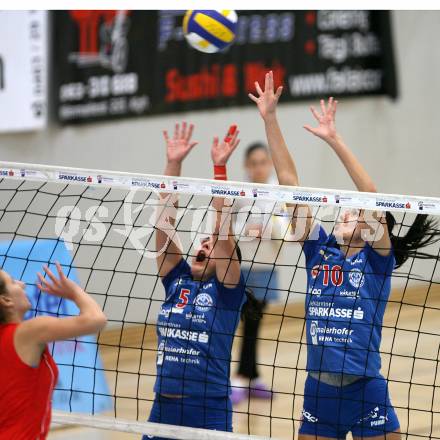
[182,10,238,54]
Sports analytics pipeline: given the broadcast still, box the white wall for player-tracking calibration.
[1,11,439,198]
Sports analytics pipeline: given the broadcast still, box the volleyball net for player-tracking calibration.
[1,161,440,440]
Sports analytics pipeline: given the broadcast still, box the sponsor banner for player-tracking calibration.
[160,10,398,108]
[0,11,48,132]
[292,193,329,204]
[53,11,154,124]
[96,174,118,185]
[0,169,16,177]
[131,177,167,190]
[53,10,397,124]
[1,162,439,215]
[417,200,440,213]
[19,168,48,180]
[375,197,413,210]
[57,171,94,184]
[211,185,246,198]
[0,239,112,413]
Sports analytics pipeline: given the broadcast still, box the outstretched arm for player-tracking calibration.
[249,71,312,242]
[304,99,390,254]
[304,98,377,193]
[156,122,198,277]
[249,71,297,186]
[15,263,106,364]
[211,127,241,288]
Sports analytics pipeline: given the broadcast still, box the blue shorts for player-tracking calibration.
[143,394,232,440]
[299,374,400,438]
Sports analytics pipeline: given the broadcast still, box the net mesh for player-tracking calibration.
[1,162,440,440]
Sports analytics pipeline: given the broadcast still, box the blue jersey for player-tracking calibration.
[303,225,395,377]
[154,259,245,397]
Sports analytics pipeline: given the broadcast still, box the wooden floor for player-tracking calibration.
[49,284,440,440]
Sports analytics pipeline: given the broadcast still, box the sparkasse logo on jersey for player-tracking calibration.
[308,305,364,320]
[157,326,210,344]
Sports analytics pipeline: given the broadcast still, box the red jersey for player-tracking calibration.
[0,323,59,440]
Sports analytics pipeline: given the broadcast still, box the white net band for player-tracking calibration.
[1,160,439,214]
[52,411,272,440]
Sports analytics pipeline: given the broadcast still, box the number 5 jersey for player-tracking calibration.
[154,259,245,397]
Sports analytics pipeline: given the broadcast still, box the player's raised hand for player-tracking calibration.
[304,97,338,142]
[211,125,240,166]
[37,262,83,301]
[163,121,198,164]
[248,71,283,121]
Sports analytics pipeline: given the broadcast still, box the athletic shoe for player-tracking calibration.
[249,379,272,399]
[230,379,250,405]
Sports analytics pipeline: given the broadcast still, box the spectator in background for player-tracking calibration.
[231,142,284,405]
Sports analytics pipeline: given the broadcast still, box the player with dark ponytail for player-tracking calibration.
[228,244,264,322]
[250,71,440,440]
[386,213,440,268]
